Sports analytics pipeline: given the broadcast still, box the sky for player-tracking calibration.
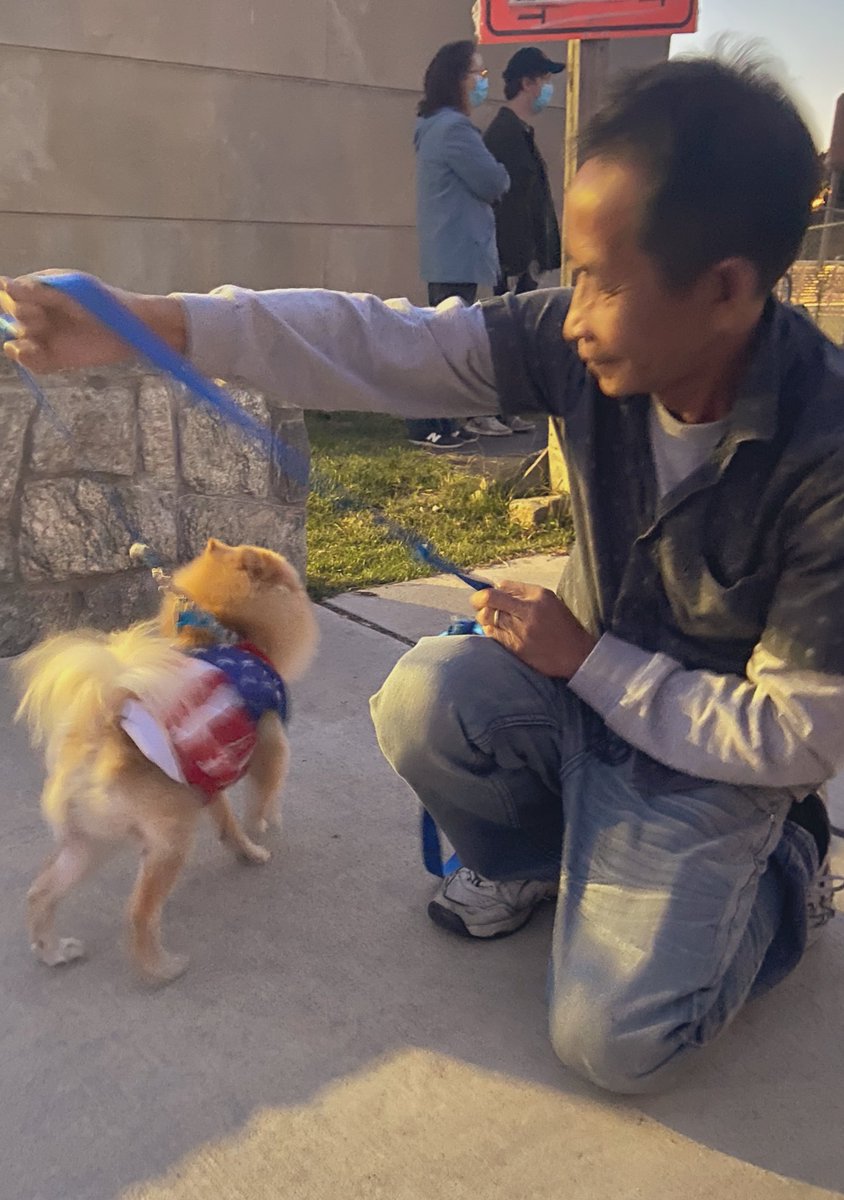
[669,0,842,147]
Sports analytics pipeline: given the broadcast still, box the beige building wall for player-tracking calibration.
[0,3,667,302]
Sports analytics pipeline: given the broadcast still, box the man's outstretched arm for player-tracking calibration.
[2,274,501,421]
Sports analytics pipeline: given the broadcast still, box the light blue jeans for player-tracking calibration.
[370,634,817,1094]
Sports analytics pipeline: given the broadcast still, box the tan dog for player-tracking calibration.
[15,539,318,984]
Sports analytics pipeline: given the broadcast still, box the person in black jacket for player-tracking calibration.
[466,47,565,438]
[484,46,564,297]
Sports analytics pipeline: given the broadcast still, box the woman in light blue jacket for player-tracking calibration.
[407,40,510,449]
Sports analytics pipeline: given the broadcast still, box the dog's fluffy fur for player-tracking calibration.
[15,539,318,983]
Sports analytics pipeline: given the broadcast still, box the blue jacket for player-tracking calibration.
[414,108,510,286]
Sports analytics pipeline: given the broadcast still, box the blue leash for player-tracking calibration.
[0,311,142,544]
[419,617,488,878]
[421,811,461,878]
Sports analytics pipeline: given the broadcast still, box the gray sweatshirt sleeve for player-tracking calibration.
[569,634,844,788]
[178,287,500,419]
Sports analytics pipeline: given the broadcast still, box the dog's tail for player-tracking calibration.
[14,621,185,761]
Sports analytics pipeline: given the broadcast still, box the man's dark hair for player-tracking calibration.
[580,54,820,291]
[504,73,541,102]
[418,41,475,118]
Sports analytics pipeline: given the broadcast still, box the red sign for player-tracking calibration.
[476,0,698,43]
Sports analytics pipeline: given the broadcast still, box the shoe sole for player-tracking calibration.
[408,440,460,449]
[427,899,538,939]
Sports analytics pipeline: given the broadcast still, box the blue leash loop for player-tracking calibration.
[421,811,461,878]
[0,309,142,544]
[418,617,490,878]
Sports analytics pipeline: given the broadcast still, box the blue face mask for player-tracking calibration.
[469,75,489,108]
[532,81,554,114]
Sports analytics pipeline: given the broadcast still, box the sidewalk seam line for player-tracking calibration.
[318,600,418,647]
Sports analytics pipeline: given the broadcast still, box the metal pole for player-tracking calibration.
[549,38,582,495]
[560,38,582,286]
[818,170,841,267]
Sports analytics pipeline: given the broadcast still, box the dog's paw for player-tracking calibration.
[142,952,190,986]
[34,937,86,967]
[246,808,282,840]
[239,841,271,865]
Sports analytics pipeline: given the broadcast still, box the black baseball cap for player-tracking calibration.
[503,46,565,81]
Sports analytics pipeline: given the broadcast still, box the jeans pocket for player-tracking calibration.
[735,783,794,820]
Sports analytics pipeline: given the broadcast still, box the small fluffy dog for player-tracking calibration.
[15,539,318,983]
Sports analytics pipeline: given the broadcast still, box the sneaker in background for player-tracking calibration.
[409,431,469,450]
[463,415,514,438]
[505,415,536,433]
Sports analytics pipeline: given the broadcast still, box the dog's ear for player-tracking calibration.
[238,547,263,577]
[238,547,294,587]
[238,547,278,584]
[205,538,225,555]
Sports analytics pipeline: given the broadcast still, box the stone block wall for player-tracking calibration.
[0,361,308,656]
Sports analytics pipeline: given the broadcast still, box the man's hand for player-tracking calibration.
[472,580,597,678]
[0,271,187,374]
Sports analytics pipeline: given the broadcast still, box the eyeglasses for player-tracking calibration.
[468,67,488,78]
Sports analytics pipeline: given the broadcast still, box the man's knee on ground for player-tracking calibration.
[548,987,684,1095]
[370,636,491,775]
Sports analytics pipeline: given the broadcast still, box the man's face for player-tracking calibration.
[562,157,742,399]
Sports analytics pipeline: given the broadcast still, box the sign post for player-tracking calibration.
[819,94,844,267]
[548,36,584,493]
[562,37,582,286]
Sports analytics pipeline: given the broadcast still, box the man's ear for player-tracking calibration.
[710,257,761,307]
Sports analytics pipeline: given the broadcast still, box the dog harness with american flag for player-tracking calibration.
[120,643,288,799]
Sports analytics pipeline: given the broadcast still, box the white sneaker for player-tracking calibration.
[506,415,536,433]
[463,416,514,438]
[428,867,557,938]
[806,854,844,946]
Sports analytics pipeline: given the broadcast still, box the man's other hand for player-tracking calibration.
[472,580,597,678]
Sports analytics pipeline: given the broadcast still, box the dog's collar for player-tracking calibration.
[174,595,236,643]
[130,543,238,645]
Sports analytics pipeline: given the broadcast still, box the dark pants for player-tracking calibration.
[405,283,479,442]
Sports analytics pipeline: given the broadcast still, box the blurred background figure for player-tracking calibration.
[408,39,510,449]
[467,46,566,440]
[484,46,563,298]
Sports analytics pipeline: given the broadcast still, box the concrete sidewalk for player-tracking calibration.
[0,554,842,1199]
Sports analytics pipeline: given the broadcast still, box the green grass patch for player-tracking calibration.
[305,411,572,599]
